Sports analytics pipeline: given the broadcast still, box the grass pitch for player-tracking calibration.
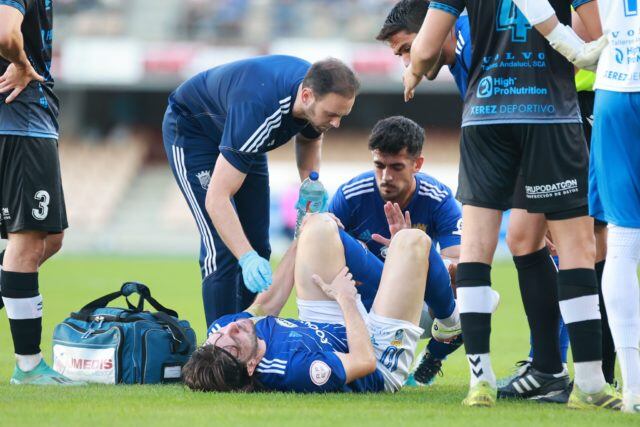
[0,256,636,426]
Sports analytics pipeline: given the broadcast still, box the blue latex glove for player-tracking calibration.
[238,250,272,293]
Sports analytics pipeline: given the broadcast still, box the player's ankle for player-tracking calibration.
[16,353,43,372]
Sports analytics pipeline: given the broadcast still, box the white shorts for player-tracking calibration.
[297,297,424,392]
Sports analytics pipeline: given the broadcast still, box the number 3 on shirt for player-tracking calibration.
[496,0,532,43]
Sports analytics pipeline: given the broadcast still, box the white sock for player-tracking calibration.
[439,305,460,328]
[618,348,640,395]
[467,353,496,388]
[574,361,606,393]
[602,226,640,394]
[16,353,42,372]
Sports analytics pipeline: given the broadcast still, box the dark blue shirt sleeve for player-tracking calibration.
[281,351,347,392]
[328,186,351,230]
[432,191,462,250]
[429,0,465,17]
[219,102,272,174]
[0,0,27,14]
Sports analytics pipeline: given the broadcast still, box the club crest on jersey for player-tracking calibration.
[413,223,427,233]
[309,360,332,386]
[391,329,404,347]
[196,170,212,190]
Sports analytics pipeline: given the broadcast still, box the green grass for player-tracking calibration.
[0,257,636,426]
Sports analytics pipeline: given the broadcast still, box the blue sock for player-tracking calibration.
[559,317,569,364]
[338,229,383,310]
[427,338,455,360]
[424,244,456,319]
[339,230,456,319]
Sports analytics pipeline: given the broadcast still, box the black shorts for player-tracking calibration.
[0,135,68,239]
[458,123,588,217]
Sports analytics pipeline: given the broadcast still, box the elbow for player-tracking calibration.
[416,47,440,67]
[204,192,219,220]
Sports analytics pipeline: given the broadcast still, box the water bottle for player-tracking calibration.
[294,171,328,237]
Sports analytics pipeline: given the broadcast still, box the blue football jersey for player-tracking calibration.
[329,171,462,260]
[168,55,321,174]
[208,312,385,393]
[450,15,472,98]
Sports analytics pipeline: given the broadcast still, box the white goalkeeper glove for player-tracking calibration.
[545,23,608,72]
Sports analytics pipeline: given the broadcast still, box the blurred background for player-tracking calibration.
[35,0,509,258]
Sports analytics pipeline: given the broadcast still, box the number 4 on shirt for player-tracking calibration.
[496,0,532,43]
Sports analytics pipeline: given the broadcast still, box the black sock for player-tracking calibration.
[557,269,602,363]
[596,260,616,383]
[514,247,563,374]
[0,271,42,355]
[457,263,492,355]
[0,249,4,311]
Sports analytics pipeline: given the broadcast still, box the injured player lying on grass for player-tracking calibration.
[182,212,498,393]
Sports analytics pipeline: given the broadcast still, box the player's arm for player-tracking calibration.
[206,156,252,258]
[312,268,377,383]
[404,6,458,101]
[0,4,44,103]
[246,239,298,317]
[295,132,323,181]
[206,155,271,292]
[0,5,27,65]
[511,0,605,71]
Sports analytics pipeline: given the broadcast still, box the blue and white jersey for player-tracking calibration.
[450,15,472,97]
[208,312,385,393]
[594,0,640,92]
[329,171,462,260]
[168,55,321,174]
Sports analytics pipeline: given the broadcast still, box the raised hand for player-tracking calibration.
[371,202,412,247]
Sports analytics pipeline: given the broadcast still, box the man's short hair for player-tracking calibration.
[302,58,360,99]
[376,0,430,42]
[368,116,424,158]
[182,345,260,392]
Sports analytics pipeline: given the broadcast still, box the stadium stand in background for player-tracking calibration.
[46,0,517,256]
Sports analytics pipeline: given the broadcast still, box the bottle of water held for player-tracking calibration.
[294,171,328,237]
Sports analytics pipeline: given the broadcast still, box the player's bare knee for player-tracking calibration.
[9,234,46,267]
[391,229,430,252]
[506,228,542,256]
[46,233,64,257]
[300,213,338,239]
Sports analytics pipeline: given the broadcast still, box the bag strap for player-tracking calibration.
[151,311,194,355]
[79,282,178,318]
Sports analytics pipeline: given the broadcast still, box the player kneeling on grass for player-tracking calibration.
[183,213,442,392]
